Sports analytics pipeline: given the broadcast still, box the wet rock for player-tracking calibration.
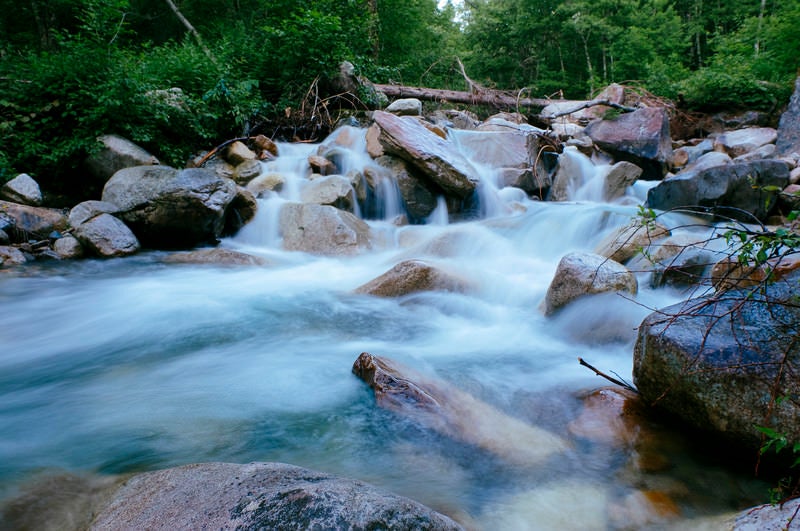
[633,270,800,450]
[0,245,28,266]
[709,254,800,292]
[735,142,777,162]
[353,352,568,466]
[253,134,279,158]
[89,462,464,530]
[102,165,238,249]
[385,98,423,116]
[594,218,671,264]
[73,213,140,258]
[162,248,269,266]
[732,497,800,530]
[232,159,263,184]
[84,134,159,185]
[308,154,337,176]
[300,174,356,212]
[585,107,673,180]
[373,110,478,199]
[53,234,84,259]
[549,146,590,201]
[376,155,438,222]
[223,186,258,235]
[647,159,789,222]
[355,259,471,297]
[712,127,777,158]
[279,202,372,255]
[1,173,42,206]
[0,200,68,242]
[671,139,713,170]
[607,489,681,530]
[681,150,732,174]
[68,200,121,228]
[246,172,285,197]
[568,387,651,448]
[649,247,718,288]
[776,76,800,157]
[603,161,643,202]
[544,252,637,316]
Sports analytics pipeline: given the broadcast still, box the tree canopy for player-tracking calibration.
[0,0,797,194]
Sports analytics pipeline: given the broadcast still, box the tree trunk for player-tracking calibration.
[372,83,558,109]
[163,0,215,62]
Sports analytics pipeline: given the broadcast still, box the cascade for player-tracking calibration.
[0,123,766,529]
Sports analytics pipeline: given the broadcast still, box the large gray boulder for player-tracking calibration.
[646,159,790,222]
[85,134,159,185]
[73,213,140,258]
[585,107,673,180]
[1,173,42,206]
[712,127,777,158]
[544,252,637,315]
[633,271,800,450]
[279,202,372,255]
[373,111,478,199]
[776,76,800,157]
[301,175,356,212]
[89,462,463,530]
[101,165,238,248]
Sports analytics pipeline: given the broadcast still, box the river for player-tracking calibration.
[0,126,770,529]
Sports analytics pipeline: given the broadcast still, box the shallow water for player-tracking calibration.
[0,128,770,528]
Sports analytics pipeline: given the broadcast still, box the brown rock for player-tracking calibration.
[354,259,471,297]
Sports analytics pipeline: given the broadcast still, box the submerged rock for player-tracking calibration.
[352,352,568,466]
[88,462,464,530]
[162,247,269,266]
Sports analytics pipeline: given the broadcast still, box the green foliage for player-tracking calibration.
[757,424,800,503]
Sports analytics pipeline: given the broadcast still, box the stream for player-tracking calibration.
[0,126,771,529]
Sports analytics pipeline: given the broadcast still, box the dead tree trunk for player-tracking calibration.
[372,83,562,110]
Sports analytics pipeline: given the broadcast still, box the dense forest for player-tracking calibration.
[0,0,798,192]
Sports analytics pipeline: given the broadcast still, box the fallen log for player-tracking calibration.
[372,83,563,110]
[352,351,568,466]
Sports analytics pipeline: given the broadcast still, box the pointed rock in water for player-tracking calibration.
[86,462,464,530]
[354,259,471,297]
[776,76,800,157]
[279,202,372,255]
[544,252,637,316]
[372,110,478,199]
[352,352,568,466]
[602,161,642,202]
[375,155,438,222]
[300,174,356,212]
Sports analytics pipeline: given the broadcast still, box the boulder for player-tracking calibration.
[84,134,159,185]
[352,352,567,466]
[90,462,463,530]
[594,218,671,264]
[354,259,471,297]
[101,166,238,248]
[300,175,356,212]
[602,161,643,202]
[252,134,279,158]
[633,270,800,449]
[375,156,438,222]
[776,76,800,157]
[224,141,256,165]
[373,111,478,199]
[0,200,68,242]
[279,202,372,255]
[246,173,285,197]
[53,234,84,259]
[734,142,777,162]
[671,139,713,169]
[732,498,800,530]
[68,200,121,228]
[646,159,790,222]
[385,98,423,116]
[163,248,269,266]
[544,252,637,316]
[232,159,263,185]
[713,127,777,158]
[584,107,673,180]
[73,213,140,258]
[0,245,28,266]
[1,173,42,206]
[308,154,337,176]
[548,146,594,201]
[223,186,258,235]
[682,150,732,174]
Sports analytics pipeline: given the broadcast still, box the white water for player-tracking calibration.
[0,127,768,528]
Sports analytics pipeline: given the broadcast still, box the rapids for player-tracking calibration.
[0,126,769,528]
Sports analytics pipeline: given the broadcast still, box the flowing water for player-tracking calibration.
[0,127,770,528]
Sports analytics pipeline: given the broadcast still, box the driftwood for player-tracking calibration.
[373,83,559,110]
